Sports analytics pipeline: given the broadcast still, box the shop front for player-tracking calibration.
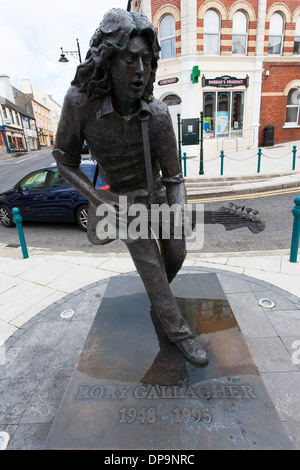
[202,75,249,144]
[5,127,26,153]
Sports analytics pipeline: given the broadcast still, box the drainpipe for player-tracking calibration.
[251,0,267,148]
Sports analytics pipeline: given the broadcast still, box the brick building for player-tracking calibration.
[260,3,300,146]
[130,0,300,153]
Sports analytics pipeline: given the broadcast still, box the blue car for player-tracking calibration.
[0,160,108,231]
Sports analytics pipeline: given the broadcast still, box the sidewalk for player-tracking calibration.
[186,139,300,178]
[0,146,53,163]
[1,245,300,345]
[184,139,300,199]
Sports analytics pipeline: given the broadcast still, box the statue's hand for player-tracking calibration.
[95,189,128,226]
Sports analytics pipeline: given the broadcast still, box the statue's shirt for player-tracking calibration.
[53,87,181,193]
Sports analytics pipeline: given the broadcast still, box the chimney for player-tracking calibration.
[20,79,33,97]
[0,74,15,103]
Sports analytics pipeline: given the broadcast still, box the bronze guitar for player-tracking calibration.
[87,196,265,245]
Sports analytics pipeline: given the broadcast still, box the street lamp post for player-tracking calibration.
[58,38,82,63]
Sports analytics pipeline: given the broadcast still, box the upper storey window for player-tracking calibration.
[204,9,220,55]
[268,12,284,54]
[232,11,248,54]
[159,14,176,59]
[294,16,300,55]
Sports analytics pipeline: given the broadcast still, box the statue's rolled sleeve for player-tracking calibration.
[161,173,185,185]
[52,148,81,167]
[154,103,182,181]
[53,87,84,168]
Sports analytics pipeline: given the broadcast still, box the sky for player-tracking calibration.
[0,0,128,106]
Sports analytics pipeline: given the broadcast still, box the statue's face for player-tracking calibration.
[111,35,152,101]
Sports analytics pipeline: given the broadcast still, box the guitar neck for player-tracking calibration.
[203,210,216,225]
[203,210,248,226]
[192,209,243,226]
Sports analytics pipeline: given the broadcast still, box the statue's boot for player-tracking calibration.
[175,336,209,365]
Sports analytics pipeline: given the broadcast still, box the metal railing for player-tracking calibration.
[217,128,255,151]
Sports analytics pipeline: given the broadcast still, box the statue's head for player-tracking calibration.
[71,8,160,102]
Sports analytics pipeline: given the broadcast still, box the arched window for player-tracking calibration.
[162,94,182,106]
[285,88,300,124]
[217,92,230,137]
[204,9,220,55]
[159,15,176,60]
[294,16,300,54]
[268,12,284,54]
[232,11,248,54]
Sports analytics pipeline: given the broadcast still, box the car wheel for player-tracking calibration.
[76,204,88,231]
[0,205,14,227]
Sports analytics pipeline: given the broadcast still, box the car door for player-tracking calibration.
[10,169,50,220]
[42,169,86,221]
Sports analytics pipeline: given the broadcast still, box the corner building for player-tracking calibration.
[130,0,300,154]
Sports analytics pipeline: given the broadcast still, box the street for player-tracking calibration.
[0,149,298,254]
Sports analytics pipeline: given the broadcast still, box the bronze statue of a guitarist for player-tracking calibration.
[53,9,264,366]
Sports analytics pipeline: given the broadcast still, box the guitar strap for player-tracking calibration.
[140,117,154,201]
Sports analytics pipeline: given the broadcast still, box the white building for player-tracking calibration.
[132,0,264,158]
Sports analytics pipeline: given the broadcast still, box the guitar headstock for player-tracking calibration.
[215,203,266,234]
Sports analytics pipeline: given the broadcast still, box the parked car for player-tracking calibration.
[0,160,108,231]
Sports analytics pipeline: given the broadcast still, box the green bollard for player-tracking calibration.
[257,148,262,173]
[183,152,187,177]
[12,208,29,259]
[220,150,224,176]
[292,145,297,171]
[290,195,300,262]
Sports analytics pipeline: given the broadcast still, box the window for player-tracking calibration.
[159,15,175,59]
[203,92,215,137]
[268,12,284,54]
[203,91,245,138]
[50,170,69,188]
[19,170,48,191]
[231,92,244,135]
[285,88,300,125]
[22,117,29,129]
[9,109,14,124]
[232,11,248,54]
[294,16,300,54]
[204,10,220,55]
[217,92,230,137]
[162,94,181,106]
[15,112,20,126]
[2,106,7,119]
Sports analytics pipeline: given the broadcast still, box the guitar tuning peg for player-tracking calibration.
[241,206,245,211]
[228,203,234,208]
[252,209,259,215]
[246,207,252,213]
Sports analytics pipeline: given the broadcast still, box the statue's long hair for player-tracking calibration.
[71,8,160,102]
